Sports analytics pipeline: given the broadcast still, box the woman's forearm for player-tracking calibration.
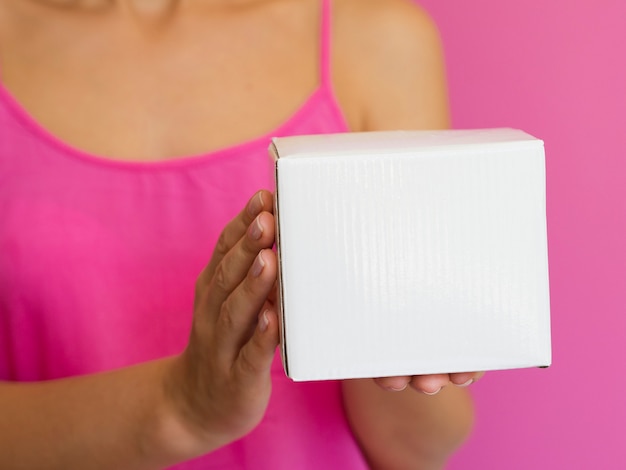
[342,379,475,470]
[0,356,208,470]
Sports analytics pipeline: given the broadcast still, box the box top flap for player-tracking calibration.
[270,128,543,160]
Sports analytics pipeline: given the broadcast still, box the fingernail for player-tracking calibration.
[423,387,442,396]
[251,251,265,277]
[247,192,264,218]
[388,384,408,392]
[259,310,269,332]
[249,216,263,240]
[457,379,474,388]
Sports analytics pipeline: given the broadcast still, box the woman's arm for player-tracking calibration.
[0,191,281,470]
[343,379,475,470]
[1,357,186,470]
[335,1,479,468]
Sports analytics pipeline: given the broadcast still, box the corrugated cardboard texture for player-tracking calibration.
[271,129,551,381]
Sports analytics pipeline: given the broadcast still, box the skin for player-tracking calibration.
[0,0,483,468]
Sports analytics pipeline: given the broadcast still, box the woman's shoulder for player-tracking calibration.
[335,0,440,39]
[334,0,444,71]
[332,0,449,131]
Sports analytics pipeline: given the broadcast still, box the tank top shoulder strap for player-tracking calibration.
[320,0,333,88]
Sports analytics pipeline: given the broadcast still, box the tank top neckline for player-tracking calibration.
[0,83,347,172]
[0,0,349,172]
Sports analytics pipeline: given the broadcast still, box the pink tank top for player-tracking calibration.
[0,1,369,468]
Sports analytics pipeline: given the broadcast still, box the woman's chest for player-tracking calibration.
[0,4,319,161]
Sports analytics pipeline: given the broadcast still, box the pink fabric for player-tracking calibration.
[0,0,369,468]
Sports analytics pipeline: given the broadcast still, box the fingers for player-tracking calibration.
[214,249,278,362]
[375,372,485,395]
[234,308,280,385]
[449,371,485,387]
[204,190,274,281]
[374,376,412,392]
[266,280,279,307]
[196,190,278,371]
[410,374,451,395]
[176,191,279,444]
[206,211,276,317]
[374,374,449,394]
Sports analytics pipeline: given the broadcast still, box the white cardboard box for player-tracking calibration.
[269,129,551,382]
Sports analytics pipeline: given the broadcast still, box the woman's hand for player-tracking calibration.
[165,189,280,453]
[374,372,485,395]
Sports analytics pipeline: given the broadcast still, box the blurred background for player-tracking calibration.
[416,1,626,468]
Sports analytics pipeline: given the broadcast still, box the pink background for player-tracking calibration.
[415,1,626,468]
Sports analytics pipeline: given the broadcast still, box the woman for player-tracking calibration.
[0,0,481,468]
